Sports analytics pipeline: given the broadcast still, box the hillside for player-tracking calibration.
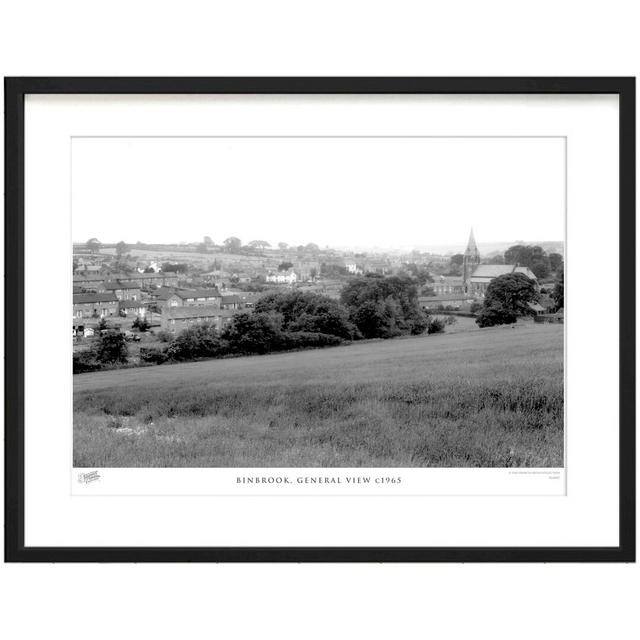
[74,322,564,467]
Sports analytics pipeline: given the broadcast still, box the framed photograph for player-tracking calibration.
[5,77,635,562]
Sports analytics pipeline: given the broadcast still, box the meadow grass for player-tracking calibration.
[74,322,563,467]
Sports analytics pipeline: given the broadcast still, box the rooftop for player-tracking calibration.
[138,272,178,279]
[420,294,472,303]
[471,264,537,280]
[103,281,141,290]
[73,273,105,282]
[73,293,119,304]
[165,306,237,320]
[178,288,222,299]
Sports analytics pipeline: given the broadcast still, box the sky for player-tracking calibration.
[72,136,565,251]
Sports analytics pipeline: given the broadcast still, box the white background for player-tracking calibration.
[1,1,638,639]
[72,135,566,246]
[29,95,610,546]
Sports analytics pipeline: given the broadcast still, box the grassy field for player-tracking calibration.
[74,322,564,468]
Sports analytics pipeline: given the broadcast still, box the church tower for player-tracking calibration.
[462,228,481,293]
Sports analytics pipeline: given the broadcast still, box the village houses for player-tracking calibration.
[161,306,237,333]
[266,269,298,284]
[73,292,119,321]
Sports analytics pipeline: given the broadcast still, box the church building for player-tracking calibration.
[462,228,537,295]
[432,229,538,299]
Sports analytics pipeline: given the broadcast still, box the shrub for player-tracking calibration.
[280,332,343,350]
[476,303,518,328]
[94,330,128,364]
[221,312,284,355]
[426,317,446,334]
[132,316,150,332]
[139,346,169,364]
[73,351,101,373]
[254,291,357,339]
[167,323,224,361]
[154,329,173,343]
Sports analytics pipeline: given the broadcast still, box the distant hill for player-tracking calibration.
[333,240,565,257]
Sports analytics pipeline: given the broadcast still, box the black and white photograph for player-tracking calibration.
[5,76,634,566]
[72,136,565,469]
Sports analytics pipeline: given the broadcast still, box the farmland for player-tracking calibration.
[74,322,563,468]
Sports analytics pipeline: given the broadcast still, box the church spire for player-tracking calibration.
[465,227,479,255]
[462,227,481,293]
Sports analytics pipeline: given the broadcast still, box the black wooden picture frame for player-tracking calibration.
[4,77,635,562]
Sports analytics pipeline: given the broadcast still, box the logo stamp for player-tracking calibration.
[77,470,101,484]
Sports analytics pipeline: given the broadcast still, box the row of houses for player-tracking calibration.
[73,271,180,289]
[147,287,249,311]
[72,279,259,335]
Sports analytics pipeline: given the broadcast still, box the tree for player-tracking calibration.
[278,242,288,251]
[115,240,128,259]
[341,275,428,337]
[204,236,214,246]
[305,243,319,252]
[446,254,463,276]
[86,238,101,254]
[222,312,284,354]
[530,259,549,280]
[475,272,539,327]
[197,242,209,253]
[549,252,564,273]
[504,244,550,279]
[552,272,564,311]
[223,237,242,253]
[350,300,396,339]
[320,262,348,277]
[476,302,518,328]
[254,291,356,340]
[93,331,128,364]
[143,266,155,273]
[167,323,223,360]
[404,264,433,286]
[248,240,271,250]
[161,262,189,273]
[278,261,294,271]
